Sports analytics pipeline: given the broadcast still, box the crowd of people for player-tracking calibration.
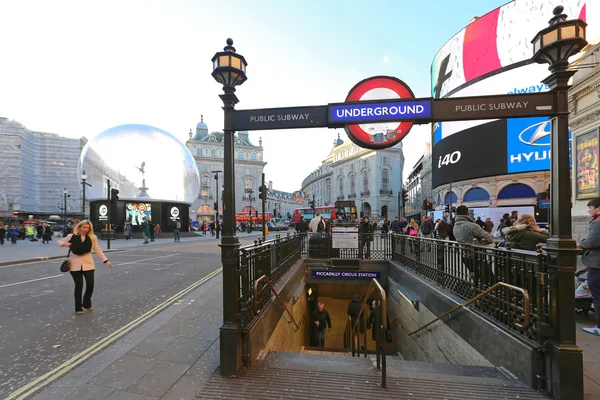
[0,221,72,245]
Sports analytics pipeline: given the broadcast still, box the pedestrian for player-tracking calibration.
[476,216,487,230]
[37,223,43,239]
[10,225,18,244]
[210,221,215,236]
[509,210,519,226]
[436,217,449,240]
[501,214,549,251]
[173,220,181,242]
[0,223,5,246]
[359,216,373,259]
[579,197,600,336]
[312,302,331,347]
[42,222,52,244]
[295,216,308,251]
[347,295,366,350]
[390,216,399,233]
[141,217,150,244]
[309,213,325,233]
[485,218,494,234]
[381,218,389,234]
[453,206,494,245]
[57,220,113,315]
[420,216,434,238]
[124,222,131,240]
[155,223,161,239]
[149,220,155,242]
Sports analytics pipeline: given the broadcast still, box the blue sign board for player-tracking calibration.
[311,270,381,279]
[539,199,551,209]
[329,99,432,125]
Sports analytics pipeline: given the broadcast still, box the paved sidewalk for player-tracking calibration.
[577,314,600,400]
[0,230,271,266]
[30,272,224,400]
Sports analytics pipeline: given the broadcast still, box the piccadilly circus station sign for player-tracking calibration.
[232,75,556,150]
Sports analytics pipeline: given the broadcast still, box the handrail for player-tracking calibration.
[253,275,300,331]
[352,278,387,333]
[398,281,531,337]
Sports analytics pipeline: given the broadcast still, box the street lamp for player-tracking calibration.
[81,170,92,219]
[246,188,255,233]
[63,188,70,223]
[212,38,247,377]
[531,6,587,397]
[211,170,222,238]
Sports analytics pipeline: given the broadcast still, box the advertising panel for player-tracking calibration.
[161,203,190,232]
[432,120,507,187]
[576,130,600,199]
[506,117,551,173]
[125,203,152,225]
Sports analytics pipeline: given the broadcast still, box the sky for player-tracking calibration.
[0,0,508,193]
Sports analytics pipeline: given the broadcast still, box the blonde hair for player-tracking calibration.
[73,220,98,241]
[410,218,419,230]
[517,214,536,225]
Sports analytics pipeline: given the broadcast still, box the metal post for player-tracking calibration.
[219,87,242,376]
[82,179,86,219]
[543,68,583,397]
[449,180,453,219]
[212,170,221,239]
[262,173,266,240]
[63,188,67,223]
[106,179,111,250]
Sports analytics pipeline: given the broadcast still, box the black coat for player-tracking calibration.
[295,220,308,233]
[359,222,373,241]
[312,308,331,329]
[347,296,365,333]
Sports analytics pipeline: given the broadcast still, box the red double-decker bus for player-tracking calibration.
[293,206,336,223]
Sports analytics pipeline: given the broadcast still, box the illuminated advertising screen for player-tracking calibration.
[431,0,598,187]
[125,203,152,225]
[576,130,600,199]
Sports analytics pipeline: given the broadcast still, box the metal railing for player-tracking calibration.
[239,234,302,330]
[392,235,547,343]
[301,232,393,260]
[253,275,300,331]
[350,278,388,388]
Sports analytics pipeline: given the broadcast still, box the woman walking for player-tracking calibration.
[57,220,113,315]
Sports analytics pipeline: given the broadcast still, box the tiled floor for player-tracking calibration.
[578,313,600,399]
[318,296,377,351]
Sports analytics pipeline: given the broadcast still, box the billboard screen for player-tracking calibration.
[125,203,152,225]
[431,0,598,187]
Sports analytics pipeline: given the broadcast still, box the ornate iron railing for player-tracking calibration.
[301,232,393,260]
[239,233,302,330]
[391,235,548,343]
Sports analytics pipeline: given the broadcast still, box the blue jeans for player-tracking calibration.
[174,229,180,241]
[315,327,326,347]
[587,268,600,327]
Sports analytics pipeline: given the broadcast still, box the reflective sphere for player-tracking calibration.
[80,124,200,202]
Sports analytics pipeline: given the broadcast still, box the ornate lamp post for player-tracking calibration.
[531,6,587,397]
[81,170,92,219]
[212,38,248,376]
[212,170,222,239]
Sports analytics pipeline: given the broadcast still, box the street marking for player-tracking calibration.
[110,253,183,266]
[0,275,64,288]
[5,267,222,400]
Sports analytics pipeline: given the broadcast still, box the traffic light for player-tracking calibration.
[402,189,409,206]
[258,184,267,200]
[444,204,450,213]
[423,200,431,211]
[110,188,119,202]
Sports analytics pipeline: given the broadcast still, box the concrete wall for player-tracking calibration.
[388,277,492,366]
[389,262,541,388]
[263,280,308,354]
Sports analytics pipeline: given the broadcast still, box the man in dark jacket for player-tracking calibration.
[580,197,600,336]
[359,217,373,259]
[312,302,331,347]
[399,217,408,234]
[453,206,493,245]
[295,216,308,251]
[390,217,399,233]
[420,216,434,238]
[348,295,365,350]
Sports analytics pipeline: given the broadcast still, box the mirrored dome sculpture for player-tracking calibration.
[80,124,200,203]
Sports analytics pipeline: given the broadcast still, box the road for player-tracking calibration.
[0,235,262,399]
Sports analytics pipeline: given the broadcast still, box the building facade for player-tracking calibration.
[185,116,267,222]
[570,43,600,242]
[301,134,404,221]
[403,145,433,222]
[265,181,298,222]
[0,117,84,220]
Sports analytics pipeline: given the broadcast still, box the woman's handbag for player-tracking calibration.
[60,249,71,272]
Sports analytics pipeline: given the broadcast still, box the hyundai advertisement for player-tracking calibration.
[431,0,598,188]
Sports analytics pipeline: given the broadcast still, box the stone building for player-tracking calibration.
[404,146,433,222]
[265,181,298,221]
[185,116,267,222]
[0,117,84,220]
[301,134,404,221]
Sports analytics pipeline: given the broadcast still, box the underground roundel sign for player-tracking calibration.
[343,76,416,150]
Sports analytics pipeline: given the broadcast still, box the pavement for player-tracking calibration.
[2,232,599,399]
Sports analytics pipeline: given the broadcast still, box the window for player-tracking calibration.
[361,159,367,168]
[382,156,389,165]
[381,169,390,191]
[245,168,252,175]
[237,152,244,159]
[350,174,355,194]
[200,175,211,199]
[196,148,202,156]
[251,153,257,160]
[211,149,217,157]
[349,164,354,172]
[338,176,343,195]
[362,170,369,193]
[245,177,253,191]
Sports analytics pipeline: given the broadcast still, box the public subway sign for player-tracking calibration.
[311,270,381,279]
[230,75,557,150]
